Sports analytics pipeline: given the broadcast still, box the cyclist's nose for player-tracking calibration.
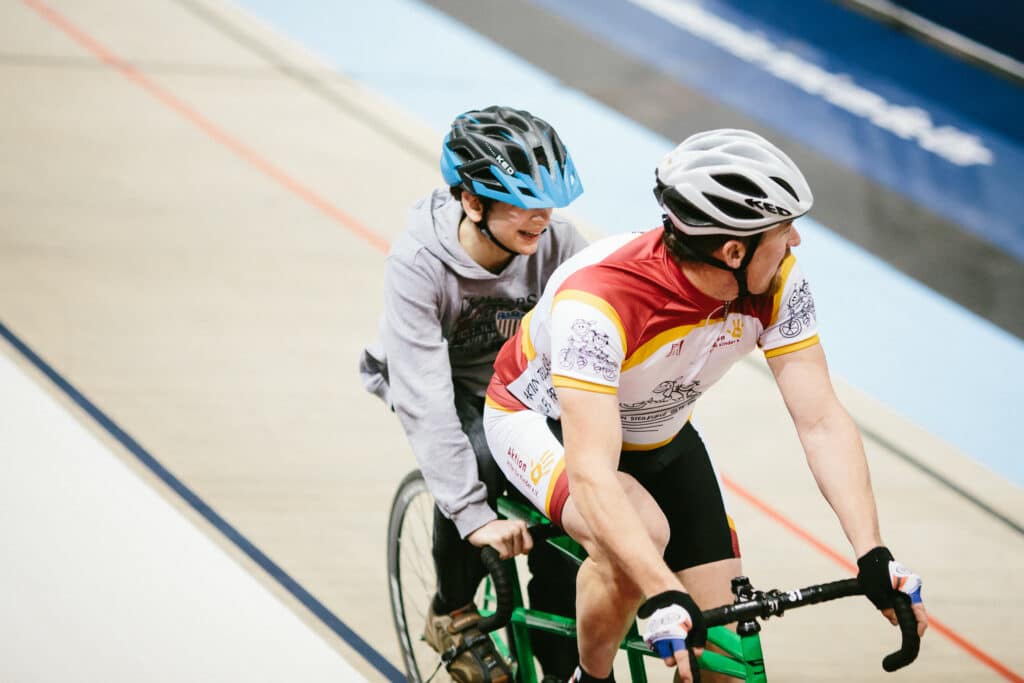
[529,208,553,224]
[789,224,802,247]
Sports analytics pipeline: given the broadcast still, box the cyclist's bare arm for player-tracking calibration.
[558,387,681,596]
[767,343,882,556]
[771,343,928,637]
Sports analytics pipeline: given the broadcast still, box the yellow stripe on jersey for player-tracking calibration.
[553,289,627,354]
[552,374,618,394]
[622,435,676,451]
[764,334,820,358]
[621,413,691,450]
[621,318,722,371]
[484,395,518,412]
[519,309,537,361]
[769,253,798,325]
[544,458,566,514]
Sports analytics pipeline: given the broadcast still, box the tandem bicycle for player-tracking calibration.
[386,469,919,683]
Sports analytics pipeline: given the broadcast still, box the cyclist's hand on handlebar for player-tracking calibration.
[885,602,928,639]
[638,591,707,682]
[857,546,928,637]
[467,519,533,559]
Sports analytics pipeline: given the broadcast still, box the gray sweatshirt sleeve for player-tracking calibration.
[381,252,496,538]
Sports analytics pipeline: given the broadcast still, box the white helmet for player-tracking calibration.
[655,129,813,236]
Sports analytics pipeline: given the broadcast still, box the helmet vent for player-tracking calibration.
[476,177,504,192]
[505,146,530,173]
[533,146,549,169]
[712,173,766,198]
[771,176,800,201]
[664,191,716,227]
[705,194,763,219]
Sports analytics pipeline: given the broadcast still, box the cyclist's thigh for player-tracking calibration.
[453,386,504,503]
[625,422,739,572]
[483,405,569,525]
[676,557,743,613]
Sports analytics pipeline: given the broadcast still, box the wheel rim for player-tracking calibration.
[389,475,453,683]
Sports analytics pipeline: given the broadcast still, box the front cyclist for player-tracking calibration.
[482,129,928,683]
[361,106,587,682]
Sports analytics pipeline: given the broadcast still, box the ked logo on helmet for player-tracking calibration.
[744,198,792,216]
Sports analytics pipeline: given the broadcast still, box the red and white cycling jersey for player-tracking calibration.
[486,229,820,450]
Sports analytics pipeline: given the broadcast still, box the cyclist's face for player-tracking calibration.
[747,221,801,294]
[486,201,554,255]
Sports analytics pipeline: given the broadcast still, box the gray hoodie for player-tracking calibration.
[360,188,587,537]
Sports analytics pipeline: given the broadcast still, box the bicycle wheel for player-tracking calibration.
[388,470,520,683]
[387,469,441,683]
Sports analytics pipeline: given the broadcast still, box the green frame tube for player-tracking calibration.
[489,497,770,682]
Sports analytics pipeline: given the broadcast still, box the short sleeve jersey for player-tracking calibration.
[486,229,820,450]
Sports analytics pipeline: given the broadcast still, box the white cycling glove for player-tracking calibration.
[638,590,707,658]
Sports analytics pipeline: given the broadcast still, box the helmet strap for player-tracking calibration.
[731,232,762,298]
[475,203,519,257]
[664,216,763,298]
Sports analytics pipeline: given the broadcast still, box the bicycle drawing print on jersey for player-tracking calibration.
[620,378,703,433]
[779,279,816,338]
[558,318,619,382]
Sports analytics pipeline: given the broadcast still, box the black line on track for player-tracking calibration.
[858,423,1024,536]
[0,319,405,683]
[741,358,1023,537]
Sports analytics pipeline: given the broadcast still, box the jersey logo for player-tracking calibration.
[652,378,701,403]
[778,279,816,338]
[530,450,556,485]
[667,340,685,357]
[620,379,703,432]
[729,318,743,339]
[558,319,619,382]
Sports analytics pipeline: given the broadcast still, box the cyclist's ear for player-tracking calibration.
[461,192,485,222]
[719,239,746,268]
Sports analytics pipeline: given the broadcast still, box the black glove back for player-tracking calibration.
[638,590,708,649]
[857,546,896,610]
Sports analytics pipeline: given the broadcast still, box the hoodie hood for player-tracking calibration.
[407,187,499,280]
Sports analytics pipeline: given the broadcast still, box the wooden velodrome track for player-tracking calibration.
[1,1,1021,681]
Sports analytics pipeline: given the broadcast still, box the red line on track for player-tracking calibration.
[22,0,390,255]
[725,475,1024,683]
[22,1,1021,680]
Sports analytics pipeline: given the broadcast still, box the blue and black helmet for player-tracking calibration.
[440,106,583,209]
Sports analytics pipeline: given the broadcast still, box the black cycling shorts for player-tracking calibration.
[547,419,740,572]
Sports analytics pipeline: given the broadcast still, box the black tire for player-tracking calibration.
[387,470,439,683]
[387,470,518,683]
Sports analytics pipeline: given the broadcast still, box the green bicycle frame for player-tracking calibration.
[486,498,771,683]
